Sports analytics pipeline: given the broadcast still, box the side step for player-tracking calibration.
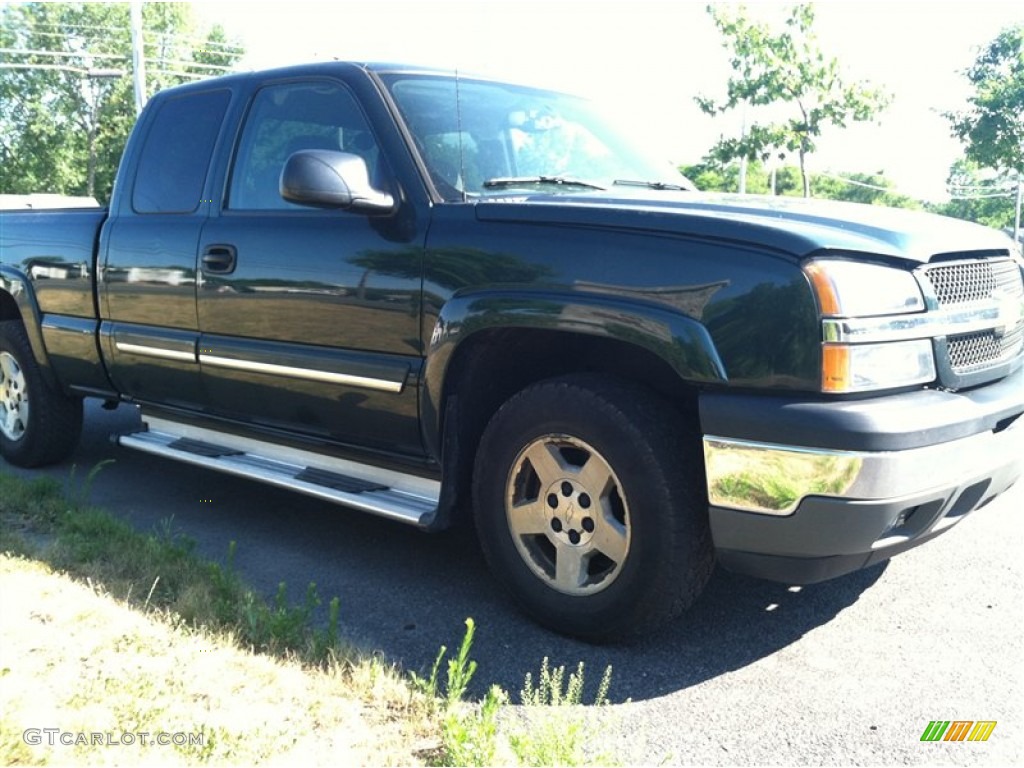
[116,416,440,528]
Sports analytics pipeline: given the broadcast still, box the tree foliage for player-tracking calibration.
[697,3,889,197]
[947,25,1024,176]
[0,2,243,204]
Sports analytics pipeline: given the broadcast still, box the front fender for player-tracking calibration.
[421,287,727,454]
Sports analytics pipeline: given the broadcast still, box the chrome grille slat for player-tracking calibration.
[920,257,1024,378]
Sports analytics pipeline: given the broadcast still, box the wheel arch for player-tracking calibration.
[0,269,56,387]
[422,289,725,527]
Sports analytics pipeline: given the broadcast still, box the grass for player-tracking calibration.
[0,467,618,766]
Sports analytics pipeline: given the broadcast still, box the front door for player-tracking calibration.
[197,78,424,456]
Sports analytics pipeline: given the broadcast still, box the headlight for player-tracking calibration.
[805,259,934,393]
[804,260,925,316]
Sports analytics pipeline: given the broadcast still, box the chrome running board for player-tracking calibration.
[117,416,439,528]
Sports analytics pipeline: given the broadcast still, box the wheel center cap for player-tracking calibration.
[544,478,596,547]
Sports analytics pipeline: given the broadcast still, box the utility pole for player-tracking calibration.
[738,105,748,195]
[130,0,146,115]
[83,68,123,199]
[1014,172,1022,245]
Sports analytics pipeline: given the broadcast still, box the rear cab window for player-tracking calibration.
[132,90,230,214]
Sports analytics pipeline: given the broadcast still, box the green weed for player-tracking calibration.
[512,658,614,765]
[65,458,115,506]
[415,619,617,767]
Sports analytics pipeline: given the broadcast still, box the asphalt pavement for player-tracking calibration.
[4,398,1021,765]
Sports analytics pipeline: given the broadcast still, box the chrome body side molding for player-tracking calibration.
[115,342,197,363]
[198,354,405,393]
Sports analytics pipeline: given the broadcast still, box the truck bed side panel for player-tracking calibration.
[0,208,104,318]
[0,207,112,393]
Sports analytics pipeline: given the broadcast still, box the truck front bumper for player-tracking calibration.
[700,366,1024,584]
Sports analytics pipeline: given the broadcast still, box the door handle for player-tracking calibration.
[201,245,237,274]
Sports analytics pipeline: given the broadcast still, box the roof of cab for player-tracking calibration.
[150,61,456,98]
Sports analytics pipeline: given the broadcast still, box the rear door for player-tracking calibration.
[196,77,425,456]
[100,88,230,409]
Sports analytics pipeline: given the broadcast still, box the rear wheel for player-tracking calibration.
[472,375,713,641]
[0,320,82,467]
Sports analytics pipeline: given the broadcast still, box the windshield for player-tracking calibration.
[381,73,689,200]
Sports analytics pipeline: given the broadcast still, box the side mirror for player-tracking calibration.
[280,150,395,214]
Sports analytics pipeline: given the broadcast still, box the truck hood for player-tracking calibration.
[474,190,1014,263]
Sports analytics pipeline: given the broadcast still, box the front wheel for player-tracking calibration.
[472,375,713,641]
[0,320,83,467]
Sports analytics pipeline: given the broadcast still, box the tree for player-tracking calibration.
[696,4,888,197]
[0,2,243,204]
[946,25,1024,238]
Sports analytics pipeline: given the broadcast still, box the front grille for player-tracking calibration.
[947,326,1024,373]
[920,257,1024,378]
[922,258,1020,306]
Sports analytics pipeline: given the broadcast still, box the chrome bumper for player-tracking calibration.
[704,414,1024,516]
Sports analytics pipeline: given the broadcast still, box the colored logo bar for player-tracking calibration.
[921,721,997,742]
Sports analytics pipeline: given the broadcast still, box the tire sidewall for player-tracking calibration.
[0,321,81,467]
[0,326,33,460]
[473,379,698,639]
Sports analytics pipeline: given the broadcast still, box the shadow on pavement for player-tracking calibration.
[9,400,887,704]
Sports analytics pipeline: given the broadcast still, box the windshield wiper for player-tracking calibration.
[483,176,607,191]
[613,179,693,191]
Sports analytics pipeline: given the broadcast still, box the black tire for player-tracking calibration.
[0,320,83,467]
[472,374,713,641]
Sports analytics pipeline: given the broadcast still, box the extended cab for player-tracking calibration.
[2,62,1022,639]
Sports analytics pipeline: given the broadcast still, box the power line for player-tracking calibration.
[1,48,239,76]
[7,27,243,53]
[1,55,236,77]
[145,57,237,74]
[820,170,1016,203]
[9,21,244,54]
[818,171,896,193]
[147,68,207,81]
[948,185,1015,193]
[947,191,1014,200]
[0,62,104,75]
[0,47,128,61]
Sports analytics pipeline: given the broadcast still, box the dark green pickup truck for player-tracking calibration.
[2,62,1022,639]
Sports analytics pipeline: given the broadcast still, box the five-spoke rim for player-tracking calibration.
[505,434,630,596]
[0,351,28,442]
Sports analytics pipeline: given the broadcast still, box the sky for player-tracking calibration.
[195,0,1023,201]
